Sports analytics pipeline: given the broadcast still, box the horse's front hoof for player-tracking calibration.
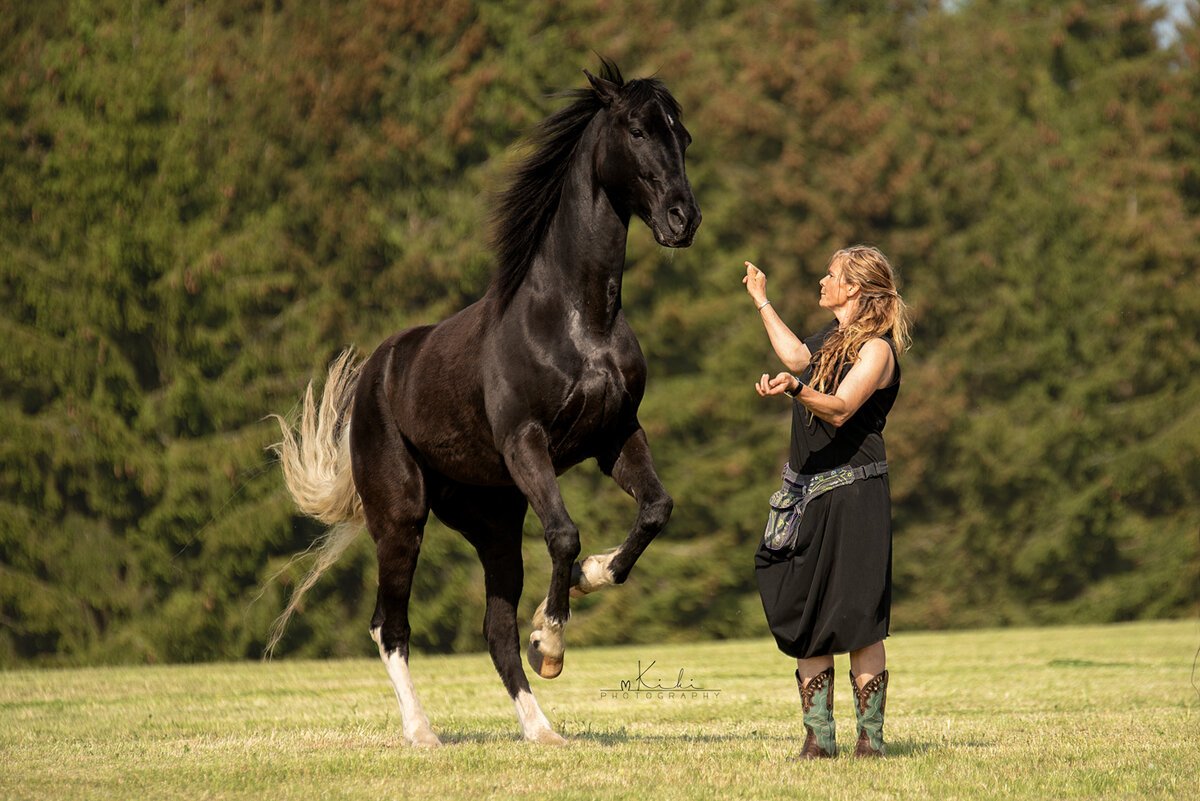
[527,639,564,679]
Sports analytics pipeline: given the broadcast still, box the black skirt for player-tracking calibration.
[754,472,893,658]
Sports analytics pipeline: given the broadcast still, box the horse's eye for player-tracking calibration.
[630,128,644,139]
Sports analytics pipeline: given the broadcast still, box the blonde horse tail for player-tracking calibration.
[265,348,365,657]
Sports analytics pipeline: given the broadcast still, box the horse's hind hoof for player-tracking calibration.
[406,728,443,748]
[528,728,568,746]
[527,640,564,679]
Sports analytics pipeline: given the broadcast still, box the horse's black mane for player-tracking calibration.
[489,59,682,308]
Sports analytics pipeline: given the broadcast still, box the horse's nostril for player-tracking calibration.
[668,207,686,235]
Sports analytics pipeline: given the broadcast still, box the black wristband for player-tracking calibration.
[785,375,805,398]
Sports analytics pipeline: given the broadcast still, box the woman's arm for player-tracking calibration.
[757,338,895,428]
[743,261,811,373]
[759,304,811,373]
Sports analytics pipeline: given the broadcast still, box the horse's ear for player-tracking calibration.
[584,69,620,107]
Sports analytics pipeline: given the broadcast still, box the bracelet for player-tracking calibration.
[785,375,805,398]
[756,299,772,311]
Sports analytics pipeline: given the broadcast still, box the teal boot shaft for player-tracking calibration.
[850,669,888,757]
[795,667,837,759]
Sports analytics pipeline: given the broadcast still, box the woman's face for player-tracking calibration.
[818,258,854,310]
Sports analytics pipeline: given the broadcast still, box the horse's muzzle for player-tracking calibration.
[653,204,702,247]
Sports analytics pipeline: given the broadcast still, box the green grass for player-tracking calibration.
[3,620,1198,800]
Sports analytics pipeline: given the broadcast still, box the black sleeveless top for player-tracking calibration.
[790,321,901,474]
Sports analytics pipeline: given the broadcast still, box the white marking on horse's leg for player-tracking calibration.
[513,688,566,745]
[531,597,548,630]
[570,551,618,597]
[528,613,565,660]
[527,601,566,678]
[371,627,441,747]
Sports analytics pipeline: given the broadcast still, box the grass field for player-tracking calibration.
[3,620,1198,800]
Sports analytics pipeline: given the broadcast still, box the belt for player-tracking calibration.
[762,460,889,554]
[782,460,888,491]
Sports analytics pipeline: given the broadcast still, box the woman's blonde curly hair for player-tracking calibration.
[808,245,912,394]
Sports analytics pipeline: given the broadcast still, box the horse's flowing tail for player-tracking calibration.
[266,348,365,656]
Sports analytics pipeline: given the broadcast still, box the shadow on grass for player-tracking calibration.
[432,732,965,754]
[432,728,787,746]
[888,736,1000,756]
[884,739,942,757]
[568,730,762,746]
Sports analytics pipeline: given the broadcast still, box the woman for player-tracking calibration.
[743,245,910,759]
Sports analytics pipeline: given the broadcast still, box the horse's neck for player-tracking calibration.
[523,132,629,336]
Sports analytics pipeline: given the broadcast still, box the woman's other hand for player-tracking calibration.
[755,372,798,397]
[743,261,768,307]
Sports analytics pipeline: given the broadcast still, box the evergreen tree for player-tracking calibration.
[1,0,1194,665]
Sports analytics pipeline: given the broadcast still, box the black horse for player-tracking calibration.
[272,61,700,746]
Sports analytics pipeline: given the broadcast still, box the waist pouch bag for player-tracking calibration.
[761,460,888,554]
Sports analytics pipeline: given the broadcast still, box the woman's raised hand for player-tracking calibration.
[743,261,767,306]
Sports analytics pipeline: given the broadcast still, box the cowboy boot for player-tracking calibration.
[850,670,888,757]
[794,666,837,759]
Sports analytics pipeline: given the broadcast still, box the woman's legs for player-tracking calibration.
[848,641,889,757]
[848,640,885,687]
[792,643,888,759]
[794,655,837,758]
[796,655,835,682]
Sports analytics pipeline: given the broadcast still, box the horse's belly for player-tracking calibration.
[403,407,512,486]
[424,446,511,486]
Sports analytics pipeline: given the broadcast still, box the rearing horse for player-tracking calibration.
[271,61,700,746]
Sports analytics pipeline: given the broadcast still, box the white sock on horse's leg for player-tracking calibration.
[371,627,441,747]
[571,551,618,597]
[513,688,566,744]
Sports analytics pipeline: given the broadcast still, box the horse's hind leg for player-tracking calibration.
[432,484,565,745]
[369,530,440,748]
[352,410,439,746]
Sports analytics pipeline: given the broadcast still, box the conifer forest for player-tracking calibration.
[2,0,1198,665]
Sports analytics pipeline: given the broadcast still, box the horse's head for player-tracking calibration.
[586,65,701,248]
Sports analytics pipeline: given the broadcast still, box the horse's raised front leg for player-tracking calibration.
[575,427,673,596]
[502,425,580,680]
